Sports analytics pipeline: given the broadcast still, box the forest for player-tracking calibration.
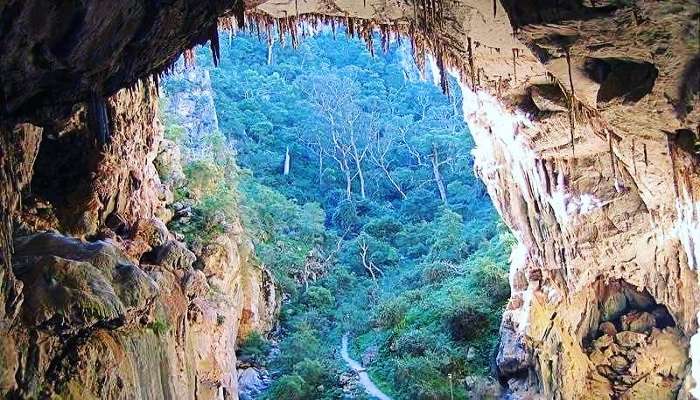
[162,28,512,400]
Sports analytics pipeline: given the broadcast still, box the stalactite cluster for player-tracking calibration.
[146,1,483,98]
[218,1,473,96]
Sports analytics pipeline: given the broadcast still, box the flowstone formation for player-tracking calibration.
[0,79,277,399]
[0,1,698,399]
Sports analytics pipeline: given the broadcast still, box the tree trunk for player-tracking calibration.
[283,146,291,175]
[354,155,366,199]
[350,136,366,199]
[318,148,323,187]
[380,163,406,199]
[267,37,275,65]
[431,144,447,204]
[341,158,352,200]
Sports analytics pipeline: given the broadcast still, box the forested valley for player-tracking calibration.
[161,28,512,400]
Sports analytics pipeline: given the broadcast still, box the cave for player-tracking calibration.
[27,116,95,232]
[0,1,698,400]
[583,57,658,104]
[581,279,689,399]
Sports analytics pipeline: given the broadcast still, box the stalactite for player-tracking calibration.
[347,16,355,37]
[88,91,110,146]
[210,25,221,66]
[437,53,449,94]
[564,47,576,157]
[667,133,681,199]
[512,48,518,82]
[183,49,196,68]
[234,2,458,93]
[467,37,476,88]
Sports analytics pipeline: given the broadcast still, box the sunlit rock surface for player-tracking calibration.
[0,0,697,399]
[0,79,277,399]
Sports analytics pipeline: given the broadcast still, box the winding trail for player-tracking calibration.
[340,333,393,400]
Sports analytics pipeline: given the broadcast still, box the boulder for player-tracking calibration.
[621,311,656,334]
[593,334,614,350]
[154,240,196,270]
[614,331,647,349]
[600,287,627,322]
[182,269,208,299]
[12,232,158,331]
[599,321,618,336]
[132,218,169,248]
[238,368,263,394]
[154,139,186,188]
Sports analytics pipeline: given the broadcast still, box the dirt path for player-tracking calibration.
[340,333,393,400]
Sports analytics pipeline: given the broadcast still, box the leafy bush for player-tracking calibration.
[445,303,491,343]
[266,374,307,400]
[237,331,271,365]
[304,286,335,310]
[374,297,408,330]
[147,318,170,336]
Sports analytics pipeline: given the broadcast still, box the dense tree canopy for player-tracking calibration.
[163,28,511,400]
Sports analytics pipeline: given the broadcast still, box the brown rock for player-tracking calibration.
[621,311,656,334]
[593,334,614,350]
[610,355,629,373]
[599,321,618,336]
[600,288,628,322]
[615,331,647,349]
[154,240,196,270]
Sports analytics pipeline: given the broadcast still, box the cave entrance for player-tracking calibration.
[26,114,97,233]
[583,278,689,399]
[160,25,510,399]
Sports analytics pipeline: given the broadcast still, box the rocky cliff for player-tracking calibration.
[0,1,698,399]
[0,78,277,399]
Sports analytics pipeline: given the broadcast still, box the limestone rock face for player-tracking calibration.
[0,1,697,399]
[0,78,278,399]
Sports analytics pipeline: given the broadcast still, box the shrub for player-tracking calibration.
[420,260,457,284]
[304,286,335,310]
[473,258,510,302]
[374,297,408,329]
[147,318,169,336]
[183,160,224,201]
[237,331,270,365]
[445,303,490,342]
[266,374,307,400]
[292,359,328,388]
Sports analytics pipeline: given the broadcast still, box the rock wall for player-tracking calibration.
[450,2,700,398]
[0,79,277,399]
[0,1,697,399]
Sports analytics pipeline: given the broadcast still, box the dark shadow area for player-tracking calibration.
[500,0,618,29]
[676,54,700,119]
[583,57,658,104]
[30,122,94,226]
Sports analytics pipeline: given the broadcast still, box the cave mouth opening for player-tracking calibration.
[582,278,689,398]
[587,279,676,344]
[159,25,512,399]
[26,113,98,233]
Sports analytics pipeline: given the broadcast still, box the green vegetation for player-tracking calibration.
[148,318,170,337]
[238,331,272,365]
[163,29,512,399]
